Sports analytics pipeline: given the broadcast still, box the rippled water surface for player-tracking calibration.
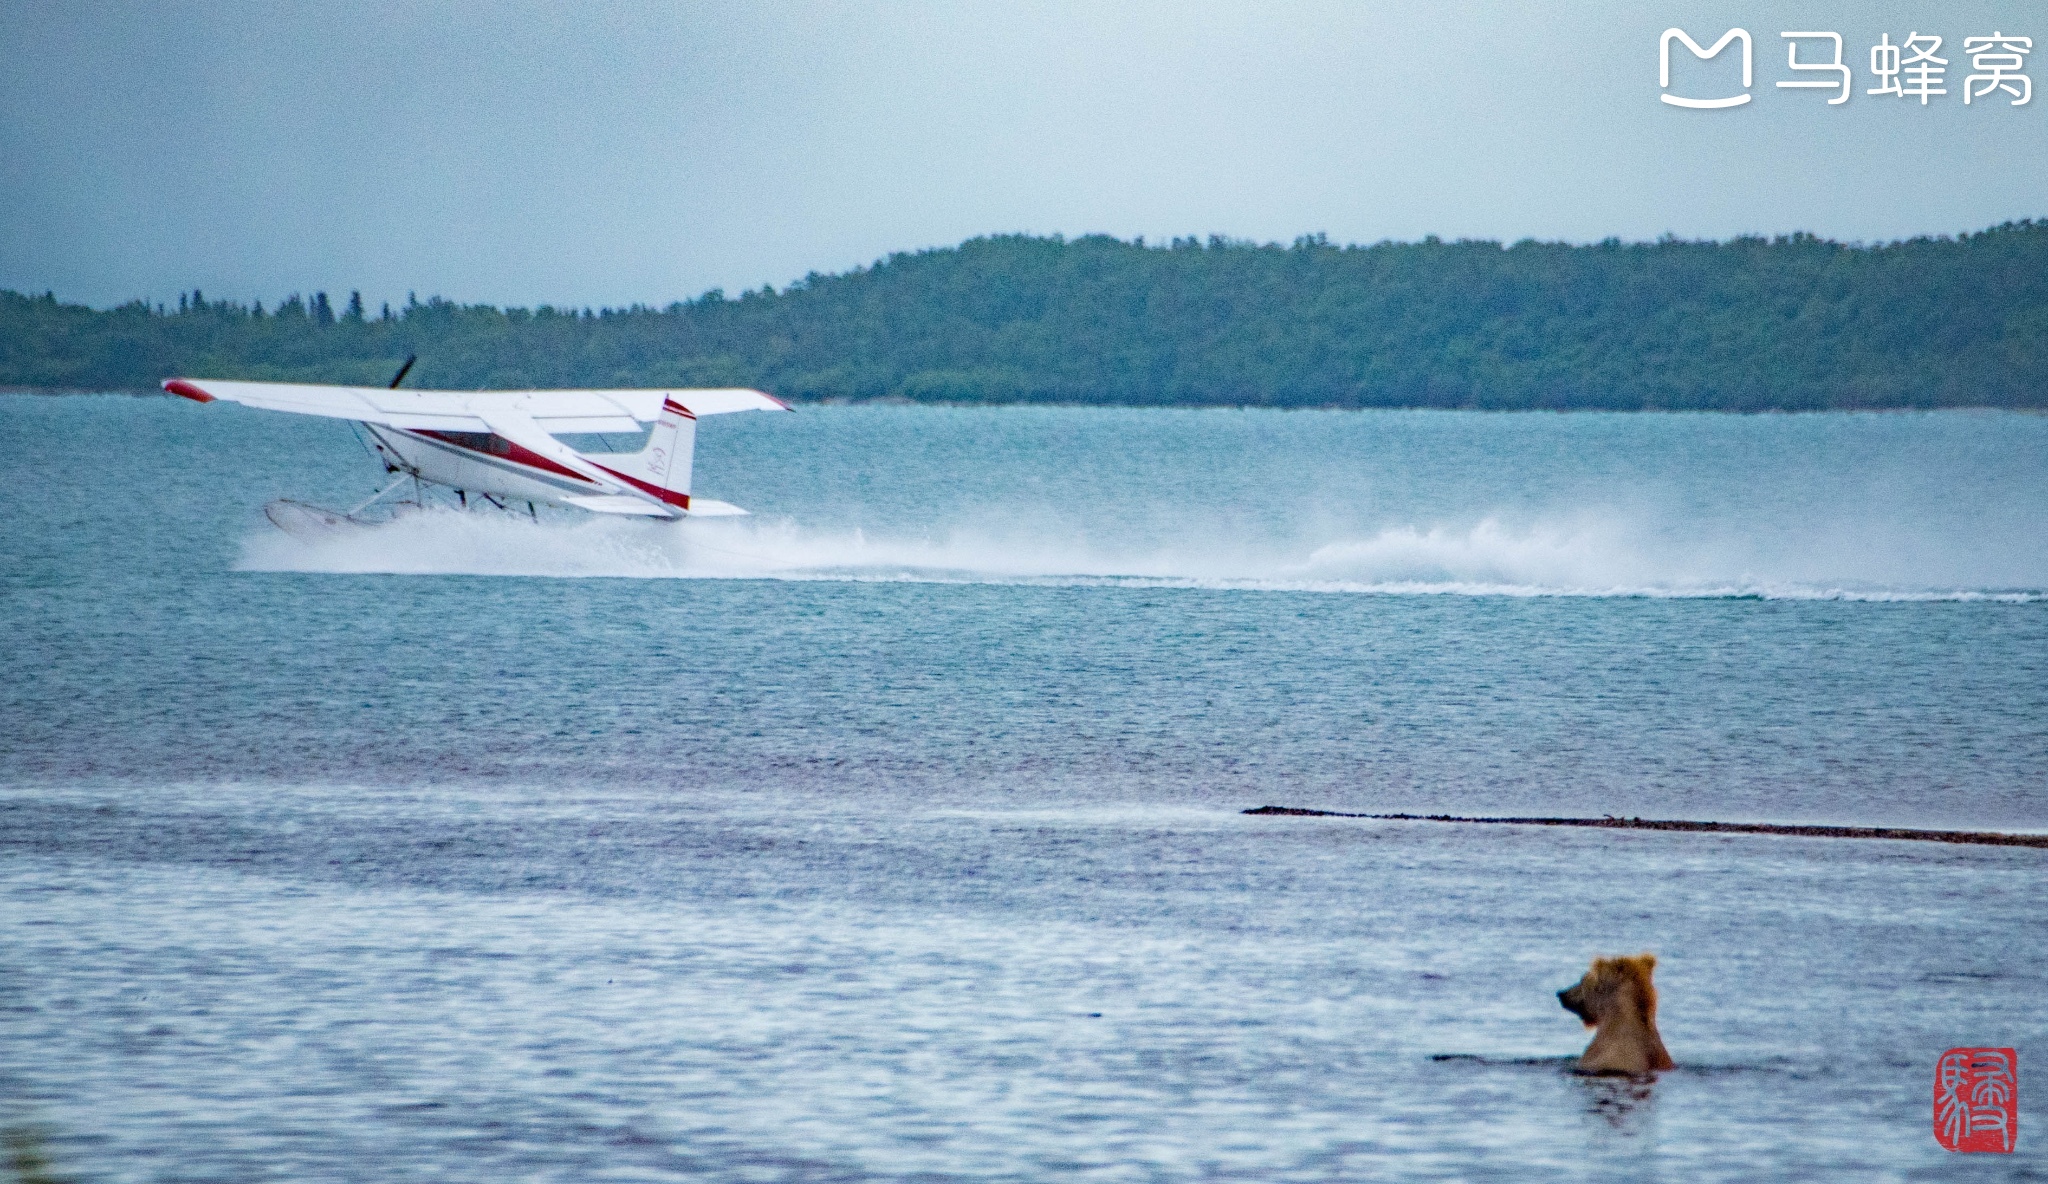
[2,395,2045,1180]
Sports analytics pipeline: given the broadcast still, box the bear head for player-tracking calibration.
[1557,953,1659,1028]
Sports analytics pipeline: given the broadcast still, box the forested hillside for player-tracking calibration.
[6,221,2046,409]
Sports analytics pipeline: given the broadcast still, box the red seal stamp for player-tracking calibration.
[1934,1047,2018,1153]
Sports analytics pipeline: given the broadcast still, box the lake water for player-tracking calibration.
[2,394,2044,1180]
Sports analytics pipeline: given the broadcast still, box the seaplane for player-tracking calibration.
[164,357,789,535]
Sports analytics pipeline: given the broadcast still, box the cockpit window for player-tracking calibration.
[434,431,513,455]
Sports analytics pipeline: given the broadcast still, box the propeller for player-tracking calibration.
[388,355,417,389]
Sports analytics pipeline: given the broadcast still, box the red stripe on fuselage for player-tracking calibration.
[415,431,595,483]
[662,399,697,420]
[590,463,689,509]
[163,379,214,402]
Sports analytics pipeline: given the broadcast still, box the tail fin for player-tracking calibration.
[642,397,698,509]
[587,390,786,517]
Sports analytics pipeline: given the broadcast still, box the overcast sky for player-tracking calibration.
[3,0,2043,309]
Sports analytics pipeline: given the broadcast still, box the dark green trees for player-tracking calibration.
[4,221,2045,408]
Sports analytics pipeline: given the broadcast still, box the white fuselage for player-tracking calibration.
[364,423,663,512]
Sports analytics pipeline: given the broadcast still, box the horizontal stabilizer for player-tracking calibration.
[558,494,677,517]
[664,389,791,417]
[684,499,749,517]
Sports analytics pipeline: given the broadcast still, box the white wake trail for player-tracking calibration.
[235,507,2043,602]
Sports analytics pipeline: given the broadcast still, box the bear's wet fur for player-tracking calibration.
[1556,953,1674,1075]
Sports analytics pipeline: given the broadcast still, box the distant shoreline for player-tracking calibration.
[7,220,2047,410]
[1244,806,2048,849]
[5,387,2045,415]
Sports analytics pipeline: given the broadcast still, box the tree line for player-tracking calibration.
[5,220,2046,409]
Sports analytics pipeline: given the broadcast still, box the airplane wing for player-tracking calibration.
[663,388,792,417]
[469,405,624,488]
[164,378,493,430]
[162,379,787,432]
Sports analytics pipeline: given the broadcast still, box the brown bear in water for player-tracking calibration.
[1556,953,1674,1074]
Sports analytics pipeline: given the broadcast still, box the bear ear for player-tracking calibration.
[1633,953,1657,972]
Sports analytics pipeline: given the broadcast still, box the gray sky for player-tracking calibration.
[3,0,2043,309]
